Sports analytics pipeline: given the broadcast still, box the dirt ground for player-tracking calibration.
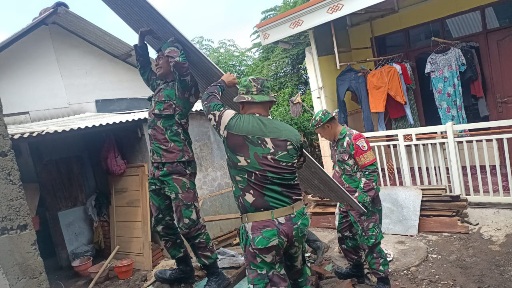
[391,232,512,288]
[47,208,512,288]
[391,208,512,288]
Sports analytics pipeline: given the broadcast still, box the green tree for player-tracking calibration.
[192,36,254,78]
[191,0,321,162]
[249,0,321,162]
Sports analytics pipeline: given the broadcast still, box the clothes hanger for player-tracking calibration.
[433,43,451,54]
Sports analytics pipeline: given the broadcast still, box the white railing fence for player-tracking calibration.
[364,120,512,203]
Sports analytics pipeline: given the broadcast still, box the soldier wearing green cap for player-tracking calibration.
[202,73,312,288]
[310,109,390,288]
[134,28,229,287]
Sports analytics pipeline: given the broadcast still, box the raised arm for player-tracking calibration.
[134,28,160,92]
[201,73,238,139]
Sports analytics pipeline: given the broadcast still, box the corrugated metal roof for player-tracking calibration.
[8,101,204,139]
[101,0,365,212]
[8,111,148,139]
[0,7,137,67]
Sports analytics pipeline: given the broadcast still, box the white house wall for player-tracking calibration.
[49,24,150,105]
[0,26,68,115]
[0,25,152,122]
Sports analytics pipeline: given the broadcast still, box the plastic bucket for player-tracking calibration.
[113,258,134,280]
[87,261,110,284]
[71,256,93,277]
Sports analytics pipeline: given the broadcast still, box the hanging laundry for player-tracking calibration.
[367,65,407,113]
[336,65,374,132]
[376,64,414,131]
[391,63,421,130]
[469,49,485,98]
[425,47,468,125]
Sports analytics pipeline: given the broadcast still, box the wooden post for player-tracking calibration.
[88,246,120,288]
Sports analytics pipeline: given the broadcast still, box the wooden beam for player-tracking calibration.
[419,217,469,234]
[310,215,336,230]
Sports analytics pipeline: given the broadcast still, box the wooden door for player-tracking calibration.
[488,29,512,119]
[109,164,152,270]
[38,156,88,267]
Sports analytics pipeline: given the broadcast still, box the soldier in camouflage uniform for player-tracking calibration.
[134,28,229,287]
[310,109,391,288]
[202,73,311,288]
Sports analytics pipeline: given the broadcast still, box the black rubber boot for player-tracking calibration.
[154,255,195,284]
[374,276,391,288]
[306,230,331,265]
[305,230,331,265]
[203,262,230,288]
[333,261,365,284]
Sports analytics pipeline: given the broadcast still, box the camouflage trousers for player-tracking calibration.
[336,194,389,278]
[239,207,312,288]
[149,161,218,266]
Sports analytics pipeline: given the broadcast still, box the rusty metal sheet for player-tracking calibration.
[101,0,365,213]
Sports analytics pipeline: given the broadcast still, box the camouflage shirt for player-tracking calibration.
[202,80,306,214]
[134,42,199,163]
[331,126,380,209]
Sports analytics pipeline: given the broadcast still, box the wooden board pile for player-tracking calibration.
[306,196,337,230]
[152,244,165,268]
[307,186,470,234]
[418,186,470,234]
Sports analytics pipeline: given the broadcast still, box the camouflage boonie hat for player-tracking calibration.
[159,38,186,62]
[310,109,335,130]
[233,77,277,103]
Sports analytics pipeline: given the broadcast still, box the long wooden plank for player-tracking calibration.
[308,206,337,214]
[421,195,461,201]
[310,215,336,229]
[421,190,447,195]
[110,164,152,271]
[114,207,142,221]
[116,236,145,254]
[111,175,141,192]
[421,202,468,210]
[116,221,143,238]
[114,189,142,207]
[420,210,459,217]
[100,0,366,214]
[418,217,469,234]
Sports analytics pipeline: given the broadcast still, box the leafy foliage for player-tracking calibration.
[192,37,254,78]
[191,0,321,162]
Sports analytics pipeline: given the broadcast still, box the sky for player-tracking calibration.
[0,0,281,48]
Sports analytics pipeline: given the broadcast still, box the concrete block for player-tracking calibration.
[380,186,422,235]
[0,232,49,288]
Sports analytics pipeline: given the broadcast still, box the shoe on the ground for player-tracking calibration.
[333,261,365,284]
[154,255,195,284]
[374,276,391,288]
[203,261,231,288]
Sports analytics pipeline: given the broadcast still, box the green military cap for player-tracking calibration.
[233,77,277,103]
[159,38,185,61]
[310,109,335,130]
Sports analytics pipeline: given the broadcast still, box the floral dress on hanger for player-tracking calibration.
[425,47,468,125]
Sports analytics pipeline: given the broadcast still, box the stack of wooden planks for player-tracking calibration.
[307,186,470,234]
[306,196,337,230]
[152,244,165,268]
[418,186,470,234]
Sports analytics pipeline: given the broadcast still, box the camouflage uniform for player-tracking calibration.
[202,77,311,288]
[134,40,217,266]
[311,110,389,279]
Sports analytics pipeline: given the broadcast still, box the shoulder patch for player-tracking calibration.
[352,133,376,169]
